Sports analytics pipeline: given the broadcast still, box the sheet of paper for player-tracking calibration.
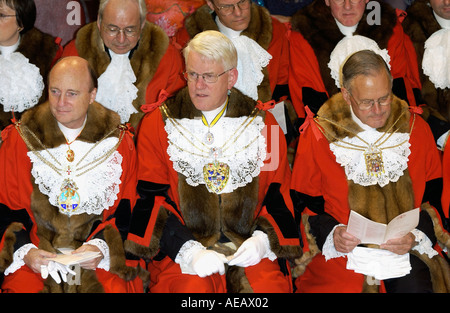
[346,208,419,245]
[48,251,101,266]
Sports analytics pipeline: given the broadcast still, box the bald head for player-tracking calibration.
[48,57,98,129]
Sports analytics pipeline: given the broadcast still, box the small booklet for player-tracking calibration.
[48,249,101,266]
[346,208,419,245]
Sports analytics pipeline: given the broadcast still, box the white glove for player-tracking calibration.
[175,240,228,277]
[228,231,275,267]
[41,261,76,284]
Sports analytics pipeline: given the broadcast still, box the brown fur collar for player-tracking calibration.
[291,0,397,97]
[185,3,273,50]
[317,93,411,141]
[19,101,121,149]
[317,93,415,223]
[74,21,169,125]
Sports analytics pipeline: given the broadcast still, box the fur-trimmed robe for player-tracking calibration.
[125,87,301,292]
[0,27,62,130]
[0,102,146,292]
[62,21,186,128]
[291,93,450,292]
[289,0,422,117]
[175,3,290,102]
[403,0,450,124]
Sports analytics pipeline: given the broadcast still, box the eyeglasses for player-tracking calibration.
[212,0,251,16]
[349,92,392,110]
[0,13,16,21]
[102,25,139,38]
[183,68,233,83]
[331,0,364,5]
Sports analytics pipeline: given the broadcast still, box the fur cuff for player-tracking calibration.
[0,222,24,273]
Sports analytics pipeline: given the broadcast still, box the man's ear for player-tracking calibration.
[206,0,215,12]
[341,87,352,106]
[89,88,97,104]
[227,68,238,90]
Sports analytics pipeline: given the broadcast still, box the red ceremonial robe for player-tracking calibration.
[0,102,143,293]
[125,87,301,292]
[291,94,449,293]
[288,0,422,118]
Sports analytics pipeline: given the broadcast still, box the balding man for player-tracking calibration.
[0,57,143,293]
[62,0,186,128]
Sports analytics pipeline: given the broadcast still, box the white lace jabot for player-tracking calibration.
[165,115,267,194]
[0,51,44,113]
[328,35,391,88]
[95,51,138,123]
[329,129,411,187]
[422,14,450,89]
[28,137,123,216]
[216,17,272,100]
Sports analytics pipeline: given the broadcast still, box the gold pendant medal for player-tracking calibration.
[364,144,385,176]
[58,178,80,214]
[66,148,75,162]
[203,162,230,193]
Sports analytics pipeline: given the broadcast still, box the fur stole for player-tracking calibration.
[403,0,450,122]
[0,103,144,292]
[291,0,397,98]
[294,93,450,292]
[184,4,274,101]
[74,21,169,126]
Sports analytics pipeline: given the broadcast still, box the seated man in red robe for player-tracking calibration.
[125,30,301,293]
[0,57,143,293]
[291,50,450,293]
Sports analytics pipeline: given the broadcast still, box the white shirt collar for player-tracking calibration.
[0,36,21,56]
[433,11,450,29]
[335,18,358,37]
[215,16,242,38]
[201,99,228,125]
[57,117,87,142]
[349,104,375,131]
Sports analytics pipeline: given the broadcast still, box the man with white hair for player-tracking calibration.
[125,30,300,293]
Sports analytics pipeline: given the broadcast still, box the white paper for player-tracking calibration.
[48,251,101,266]
[346,208,420,245]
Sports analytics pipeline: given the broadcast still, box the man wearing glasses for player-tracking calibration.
[291,50,450,293]
[125,31,301,293]
[288,0,423,130]
[62,0,186,128]
[175,0,290,104]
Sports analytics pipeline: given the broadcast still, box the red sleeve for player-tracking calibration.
[387,22,422,106]
[61,39,80,57]
[266,18,290,91]
[0,126,33,211]
[256,112,300,248]
[288,31,328,118]
[144,43,186,104]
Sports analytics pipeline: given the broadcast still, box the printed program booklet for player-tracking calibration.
[346,208,420,245]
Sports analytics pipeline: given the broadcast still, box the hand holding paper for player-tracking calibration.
[346,208,420,245]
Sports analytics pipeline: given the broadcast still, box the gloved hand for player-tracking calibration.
[191,249,228,278]
[228,231,272,267]
[41,261,76,284]
[175,240,228,277]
